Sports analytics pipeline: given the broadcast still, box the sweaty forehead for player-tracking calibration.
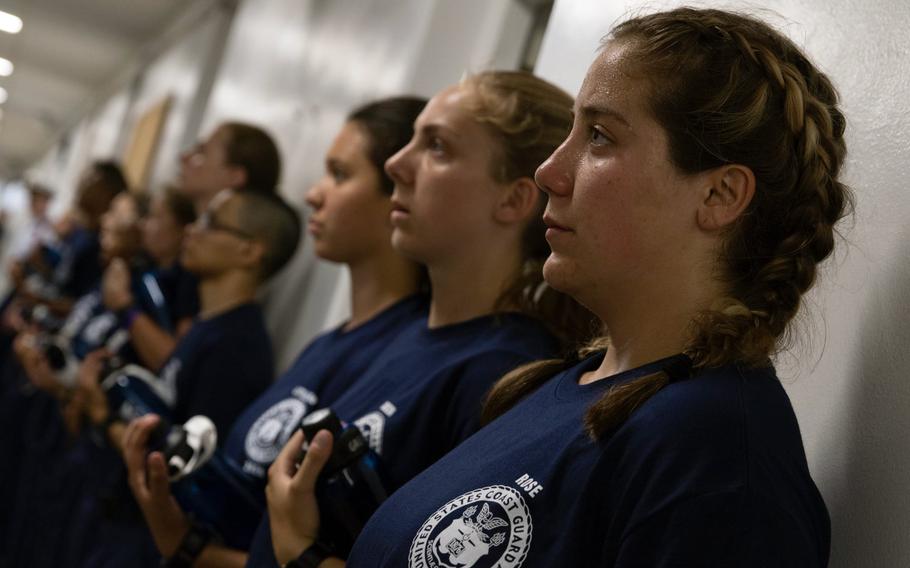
[577,43,651,122]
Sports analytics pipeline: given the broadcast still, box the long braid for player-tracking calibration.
[680,14,850,369]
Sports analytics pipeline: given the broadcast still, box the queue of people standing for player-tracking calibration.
[0,7,849,568]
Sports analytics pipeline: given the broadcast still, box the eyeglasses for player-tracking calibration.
[196,209,255,240]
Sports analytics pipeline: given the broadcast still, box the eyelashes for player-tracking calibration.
[427,136,446,154]
[589,125,612,146]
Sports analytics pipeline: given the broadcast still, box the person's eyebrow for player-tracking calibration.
[420,122,460,141]
[578,104,632,128]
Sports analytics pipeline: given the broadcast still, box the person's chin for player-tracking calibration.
[390,227,412,252]
[390,232,428,264]
[542,254,578,295]
[313,242,343,263]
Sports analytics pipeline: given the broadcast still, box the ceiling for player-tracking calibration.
[0,0,209,178]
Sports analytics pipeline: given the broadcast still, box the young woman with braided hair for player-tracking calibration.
[269,8,849,567]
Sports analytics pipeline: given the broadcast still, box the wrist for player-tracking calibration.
[282,541,335,568]
[161,521,214,568]
[116,305,141,329]
[89,411,117,447]
[277,536,314,567]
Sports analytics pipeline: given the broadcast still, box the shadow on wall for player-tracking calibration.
[831,230,910,567]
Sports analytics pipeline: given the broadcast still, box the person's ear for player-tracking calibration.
[493,177,541,225]
[226,166,248,191]
[696,164,755,231]
[236,239,265,273]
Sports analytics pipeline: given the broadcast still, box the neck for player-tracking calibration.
[426,239,522,328]
[582,264,722,384]
[197,270,258,320]
[193,194,212,215]
[192,187,224,214]
[345,248,420,330]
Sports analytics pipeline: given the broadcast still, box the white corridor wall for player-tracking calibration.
[535,1,910,566]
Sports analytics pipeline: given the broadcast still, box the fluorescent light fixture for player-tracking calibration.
[0,86,7,104]
[0,57,12,77]
[0,10,22,34]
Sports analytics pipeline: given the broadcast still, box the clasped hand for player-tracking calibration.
[266,428,334,565]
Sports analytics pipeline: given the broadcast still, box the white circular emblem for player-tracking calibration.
[409,485,532,568]
[244,398,307,464]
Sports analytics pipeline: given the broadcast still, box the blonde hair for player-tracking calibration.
[461,71,598,349]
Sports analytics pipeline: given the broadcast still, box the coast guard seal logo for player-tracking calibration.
[244,398,309,464]
[409,485,532,568]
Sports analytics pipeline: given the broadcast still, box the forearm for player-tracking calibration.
[128,314,178,370]
[194,544,248,568]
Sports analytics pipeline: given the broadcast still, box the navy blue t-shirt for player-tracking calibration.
[172,295,425,549]
[246,313,559,566]
[160,302,274,436]
[347,354,831,568]
[53,226,103,299]
[227,295,426,482]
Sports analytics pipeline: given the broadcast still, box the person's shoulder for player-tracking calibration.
[606,365,786,474]
[217,303,267,334]
[194,305,267,347]
[478,313,560,357]
[608,364,807,481]
[630,364,780,431]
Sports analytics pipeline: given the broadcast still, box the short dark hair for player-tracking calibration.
[233,192,301,281]
[91,160,129,196]
[220,122,282,194]
[348,97,427,194]
[161,186,197,226]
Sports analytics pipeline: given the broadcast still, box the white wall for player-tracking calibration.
[536,1,910,566]
[201,0,536,371]
[122,6,233,191]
